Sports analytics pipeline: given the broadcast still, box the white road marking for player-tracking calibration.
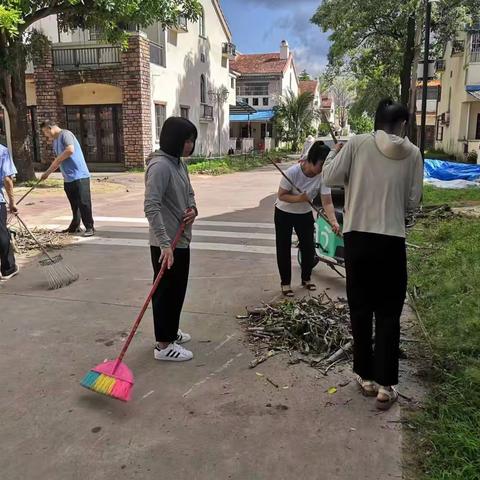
[182,353,243,398]
[141,390,155,400]
[54,216,275,229]
[206,334,236,356]
[75,236,290,255]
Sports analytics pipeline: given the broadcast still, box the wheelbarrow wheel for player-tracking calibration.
[297,249,320,269]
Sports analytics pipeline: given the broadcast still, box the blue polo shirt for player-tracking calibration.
[0,144,17,204]
[53,130,90,183]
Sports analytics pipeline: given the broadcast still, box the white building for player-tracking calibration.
[435,25,480,162]
[229,40,299,152]
[0,0,235,169]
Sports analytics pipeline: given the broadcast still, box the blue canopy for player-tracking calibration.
[230,109,275,122]
[424,159,480,182]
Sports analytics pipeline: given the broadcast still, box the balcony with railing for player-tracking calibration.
[200,104,214,122]
[52,45,121,70]
[222,42,237,59]
[149,42,165,67]
[171,15,188,33]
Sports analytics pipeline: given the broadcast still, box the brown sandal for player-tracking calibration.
[376,387,399,411]
[281,285,294,297]
[302,282,317,291]
[356,375,378,397]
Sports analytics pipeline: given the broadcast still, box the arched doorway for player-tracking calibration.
[62,83,123,165]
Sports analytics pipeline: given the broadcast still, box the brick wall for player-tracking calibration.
[33,34,152,169]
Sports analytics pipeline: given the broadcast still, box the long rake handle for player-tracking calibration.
[16,179,42,206]
[320,111,339,145]
[270,160,333,226]
[113,223,186,371]
[14,214,56,262]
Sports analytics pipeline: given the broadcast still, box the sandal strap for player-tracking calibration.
[377,387,398,402]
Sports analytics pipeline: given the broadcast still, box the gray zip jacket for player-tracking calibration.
[144,150,197,249]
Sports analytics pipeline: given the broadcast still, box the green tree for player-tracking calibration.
[274,90,317,152]
[330,77,356,128]
[0,0,201,181]
[350,112,374,134]
[299,69,311,81]
[311,0,478,110]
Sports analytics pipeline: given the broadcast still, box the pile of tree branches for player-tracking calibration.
[240,293,353,370]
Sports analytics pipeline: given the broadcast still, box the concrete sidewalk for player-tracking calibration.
[0,166,421,479]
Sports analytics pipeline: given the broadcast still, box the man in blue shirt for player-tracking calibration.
[40,120,95,237]
[0,143,19,280]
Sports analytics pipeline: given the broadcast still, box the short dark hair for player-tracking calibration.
[40,119,58,129]
[307,141,331,166]
[374,99,409,131]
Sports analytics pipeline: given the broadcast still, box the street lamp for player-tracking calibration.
[420,0,439,159]
[209,86,229,156]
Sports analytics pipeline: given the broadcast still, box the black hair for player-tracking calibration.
[374,98,409,132]
[307,141,331,166]
[160,117,198,158]
[40,119,58,129]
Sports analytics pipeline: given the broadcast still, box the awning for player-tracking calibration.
[466,85,480,100]
[229,101,256,115]
[230,109,275,122]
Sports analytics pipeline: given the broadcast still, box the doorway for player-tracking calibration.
[65,105,123,164]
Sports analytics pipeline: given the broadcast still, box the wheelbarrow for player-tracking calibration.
[297,208,345,278]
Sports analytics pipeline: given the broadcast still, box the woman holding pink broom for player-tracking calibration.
[144,117,199,362]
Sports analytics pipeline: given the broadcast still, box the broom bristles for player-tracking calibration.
[80,370,132,402]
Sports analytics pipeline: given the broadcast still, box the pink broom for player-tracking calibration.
[80,223,186,401]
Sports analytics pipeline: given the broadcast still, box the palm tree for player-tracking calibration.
[274,89,316,152]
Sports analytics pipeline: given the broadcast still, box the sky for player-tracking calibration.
[221,0,331,77]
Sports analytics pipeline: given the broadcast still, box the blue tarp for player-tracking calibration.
[229,110,274,122]
[424,159,480,182]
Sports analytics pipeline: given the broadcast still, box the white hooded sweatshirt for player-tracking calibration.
[322,131,423,238]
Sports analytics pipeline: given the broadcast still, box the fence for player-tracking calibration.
[52,46,121,70]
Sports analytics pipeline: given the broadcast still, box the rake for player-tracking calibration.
[14,214,79,290]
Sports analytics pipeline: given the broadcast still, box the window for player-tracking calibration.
[199,8,206,37]
[476,114,480,140]
[236,82,269,96]
[263,97,269,106]
[253,98,259,106]
[200,75,206,104]
[200,51,206,63]
[155,104,166,141]
[180,106,190,119]
[471,33,480,63]
[436,120,444,141]
[231,78,235,89]
[452,40,465,55]
[416,87,439,101]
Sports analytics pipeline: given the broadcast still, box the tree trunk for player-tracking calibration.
[400,15,416,106]
[407,7,425,144]
[0,39,35,182]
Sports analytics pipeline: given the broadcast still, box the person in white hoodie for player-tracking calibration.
[322,99,423,410]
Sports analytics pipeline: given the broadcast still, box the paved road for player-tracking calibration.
[0,166,419,480]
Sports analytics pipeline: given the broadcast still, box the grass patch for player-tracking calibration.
[422,185,480,207]
[187,153,282,175]
[407,199,480,479]
[425,149,456,161]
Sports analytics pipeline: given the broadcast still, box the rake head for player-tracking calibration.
[39,254,79,290]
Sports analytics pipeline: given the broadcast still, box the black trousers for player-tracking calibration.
[344,231,407,386]
[150,246,190,343]
[0,203,16,276]
[64,178,94,230]
[275,207,315,285]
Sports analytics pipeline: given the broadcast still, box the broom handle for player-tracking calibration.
[14,214,56,262]
[113,223,186,370]
[320,111,339,145]
[270,160,332,226]
[16,179,42,206]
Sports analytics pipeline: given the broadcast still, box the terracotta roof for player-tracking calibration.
[416,79,441,87]
[299,80,318,95]
[230,53,291,75]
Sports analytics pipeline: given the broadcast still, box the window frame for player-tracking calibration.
[199,8,206,38]
[154,103,167,142]
[180,105,190,120]
[200,75,207,104]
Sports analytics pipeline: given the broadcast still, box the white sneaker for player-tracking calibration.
[1,265,19,281]
[176,329,191,344]
[154,342,193,362]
